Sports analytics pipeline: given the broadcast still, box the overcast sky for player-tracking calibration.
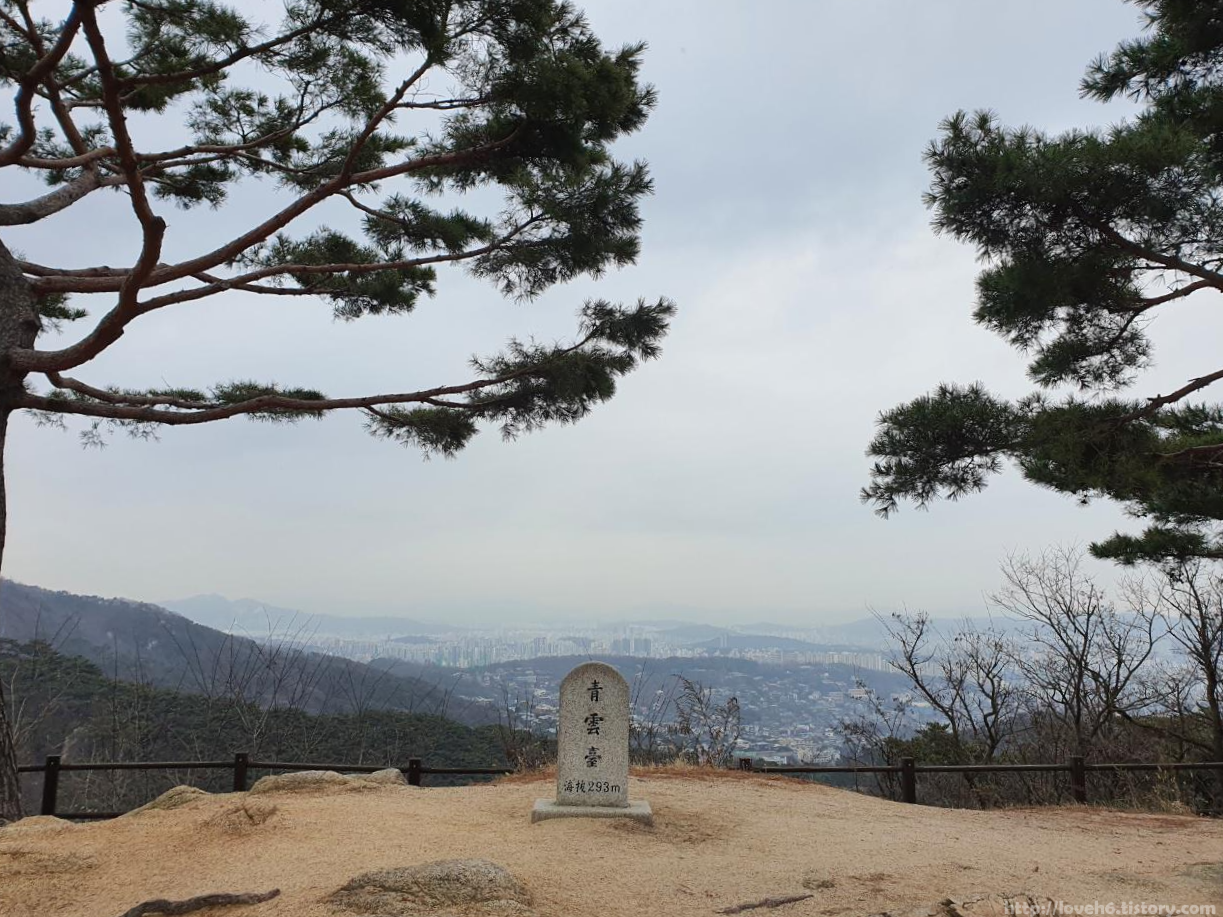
[8,0,1221,626]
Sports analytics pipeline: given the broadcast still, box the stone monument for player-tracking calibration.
[531,661,652,824]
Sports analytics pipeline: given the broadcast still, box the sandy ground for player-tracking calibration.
[1,771,1220,917]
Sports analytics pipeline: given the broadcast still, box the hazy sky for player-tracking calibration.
[9,1,1221,625]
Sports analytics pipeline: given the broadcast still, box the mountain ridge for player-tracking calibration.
[0,580,488,725]
[158,593,453,637]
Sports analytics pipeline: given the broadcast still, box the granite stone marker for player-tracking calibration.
[531,661,652,824]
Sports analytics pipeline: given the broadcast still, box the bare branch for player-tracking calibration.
[717,895,814,915]
[1157,442,1223,464]
[1130,279,1216,310]
[0,171,125,226]
[1119,367,1223,422]
[1094,221,1223,289]
[17,147,115,170]
[116,888,279,917]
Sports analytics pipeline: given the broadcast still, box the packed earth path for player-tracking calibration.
[0,768,1220,917]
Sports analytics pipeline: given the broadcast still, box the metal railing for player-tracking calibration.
[16,753,1223,818]
[16,754,514,819]
[743,756,1223,805]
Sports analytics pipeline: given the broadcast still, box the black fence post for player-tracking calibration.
[40,755,61,816]
[899,757,917,805]
[1069,755,1087,804]
[232,753,249,793]
[407,758,422,787]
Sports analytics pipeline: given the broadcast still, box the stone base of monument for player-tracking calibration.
[530,799,653,826]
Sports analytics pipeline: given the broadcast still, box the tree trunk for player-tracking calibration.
[0,238,41,823]
[0,408,24,822]
[1202,656,1223,814]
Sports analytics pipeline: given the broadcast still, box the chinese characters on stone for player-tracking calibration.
[584,679,604,767]
[562,780,617,793]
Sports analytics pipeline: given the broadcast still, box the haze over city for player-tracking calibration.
[8,0,1219,625]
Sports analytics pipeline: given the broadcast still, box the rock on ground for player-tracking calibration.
[351,768,408,787]
[328,858,536,917]
[123,785,209,816]
[250,768,406,795]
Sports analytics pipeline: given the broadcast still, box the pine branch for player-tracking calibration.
[27,323,613,427]
[45,373,219,411]
[338,59,433,179]
[117,12,338,89]
[16,133,522,374]
[0,7,83,167]
[24,367,540,426]
[78,1,167,328]
[24,132,520,295]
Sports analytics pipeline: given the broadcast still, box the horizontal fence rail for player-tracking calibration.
[16,754,1223,818]
[17,753,514,820]
[746,756,1223,805]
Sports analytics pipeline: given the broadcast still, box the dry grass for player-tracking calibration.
[1,774,1220,917]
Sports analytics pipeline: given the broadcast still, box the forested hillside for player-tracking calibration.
[2,640,507,815]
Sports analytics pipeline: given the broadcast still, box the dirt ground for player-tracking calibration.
[1,770,1220,917]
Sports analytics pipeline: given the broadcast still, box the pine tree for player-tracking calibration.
[863,1,1223,567]
[0,0,673,820]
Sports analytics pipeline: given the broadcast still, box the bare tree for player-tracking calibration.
[882,611,1020,764]
[836,681,915,799]
[1124,561,1223,768]
[993,547,1155,760]
[4,610,81,754]
[670,676,741,768]
[159,617,334,760]
[627,663,680,765]
[494,683,552,772]
[1155,562,1223,765]
[874,550,1215,810]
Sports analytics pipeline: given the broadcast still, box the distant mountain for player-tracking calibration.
[613,616,1019,650]
[0,581,489,725]
[727,616,1028,650]
[818,615,1033,648]
[655,623,731,643]
[160,593,453,637]
[695,633,825,653]
[610,618,715,630]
